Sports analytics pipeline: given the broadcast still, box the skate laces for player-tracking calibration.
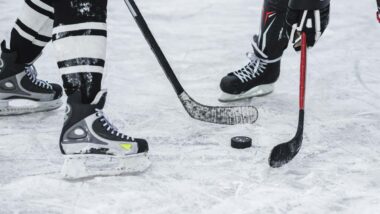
[95,109,134,141]
[233,43,281,83]
[25,65,52,90]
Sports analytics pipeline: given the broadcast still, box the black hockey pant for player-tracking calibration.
[255,0,289,59]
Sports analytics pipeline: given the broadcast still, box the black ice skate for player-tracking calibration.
[0,41,63,115]
[219,36,281,102]
[60,89,150,179]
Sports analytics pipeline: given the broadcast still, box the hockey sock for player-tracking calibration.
[52,0,108,75]
[52,0,108,103]
[7,0,54,64]
[62,72,102,104]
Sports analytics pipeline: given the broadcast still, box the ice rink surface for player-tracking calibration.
[1,0,380,213]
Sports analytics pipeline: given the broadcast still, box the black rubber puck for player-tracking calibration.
[231,136,252,149]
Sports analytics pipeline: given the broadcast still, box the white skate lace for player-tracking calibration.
[233,53,281,83]
[25,65,53,90]
[95,109,134,141]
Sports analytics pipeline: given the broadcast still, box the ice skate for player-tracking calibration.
[0,41,63,116]
[219,36,281,102]
[60,90,150,179]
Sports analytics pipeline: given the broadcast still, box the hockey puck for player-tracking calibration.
[231,136,252,149]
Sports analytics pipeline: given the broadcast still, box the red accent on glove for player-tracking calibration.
[377,11,380,23]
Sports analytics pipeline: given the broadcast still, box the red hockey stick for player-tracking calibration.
[269,32,307,168]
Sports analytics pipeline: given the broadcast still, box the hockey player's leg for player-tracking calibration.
[0,0,63,115]
[51,0,150,179]
[219,0,289,102]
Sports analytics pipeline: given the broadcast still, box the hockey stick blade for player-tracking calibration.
[179,92,258,125]
[124,0,258,125]
[269,110,304,168]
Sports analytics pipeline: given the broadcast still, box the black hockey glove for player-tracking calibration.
[377,0,380,23]
[286,5,330,51]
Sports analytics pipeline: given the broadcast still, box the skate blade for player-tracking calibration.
[0,98,63,116]
[218,84,274,102]
[61,153,151,180]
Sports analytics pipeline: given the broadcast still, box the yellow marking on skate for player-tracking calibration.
[120,143,133,151]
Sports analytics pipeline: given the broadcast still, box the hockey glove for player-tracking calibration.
[286,5,330,51]
[377,0,380,23]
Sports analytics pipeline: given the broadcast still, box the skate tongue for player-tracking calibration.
[91,89,107,108]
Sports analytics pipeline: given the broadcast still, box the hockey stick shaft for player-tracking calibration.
[295,32,307,143]
[124,0,184,95]
[300,33,307,110]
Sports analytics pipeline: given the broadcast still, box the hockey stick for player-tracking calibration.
[123,0,258,125]
[269,32,307,168]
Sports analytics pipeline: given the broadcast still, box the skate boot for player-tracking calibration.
[219,36,281,102]
[0,41,63,115]
[60,89,150,179]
